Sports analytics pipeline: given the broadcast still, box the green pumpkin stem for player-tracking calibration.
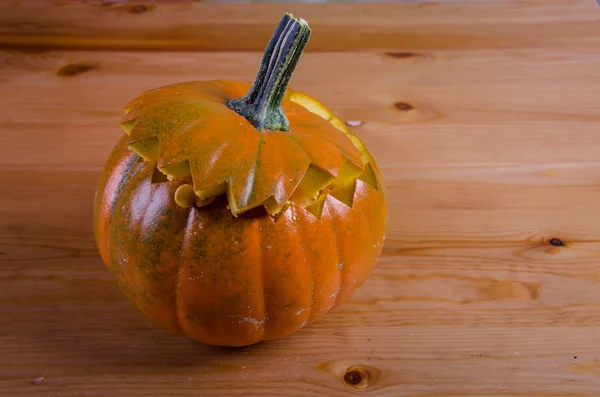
[226,13,311,131]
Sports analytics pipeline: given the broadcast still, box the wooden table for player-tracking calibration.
[2,1,600,396]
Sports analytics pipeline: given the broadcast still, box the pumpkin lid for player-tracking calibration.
[119,14,378,217]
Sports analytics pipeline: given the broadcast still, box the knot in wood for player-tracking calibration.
[344,370,363,385]
[394,102,414,111]
[549,238,564,247]
[342,365,381,389]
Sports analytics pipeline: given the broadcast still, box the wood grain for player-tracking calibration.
[1,1,600,52]
[2,1,600,396]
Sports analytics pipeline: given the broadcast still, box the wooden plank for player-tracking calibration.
[3,2,600,396]
[1,1,600,52]
[3,226,600,396]
[3,252,600,396]
[1,50,599,168]
[2,49,600,240]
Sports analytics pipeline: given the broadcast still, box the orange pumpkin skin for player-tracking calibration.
[94,87,386,347]
[94,15,387,346]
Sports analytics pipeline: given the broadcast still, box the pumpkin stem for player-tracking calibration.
[226,13,311,131]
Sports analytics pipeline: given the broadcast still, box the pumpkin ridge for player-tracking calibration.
[285,132,339,179]
[325,196,354,306]
[256,215,268,339]
[291,122,363,170]
[324,200,344,307]
[295,208,315,324]
[236,139,261,211]
[174,208,195,336]
[267,134,305,206]
[96,146,140,268]
[156,117,205,168]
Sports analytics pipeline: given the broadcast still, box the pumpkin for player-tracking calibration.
[93,13,387,347]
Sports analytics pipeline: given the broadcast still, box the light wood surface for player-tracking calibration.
[2,1,600,396]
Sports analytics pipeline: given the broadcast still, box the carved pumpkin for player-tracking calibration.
[94,14,387,347]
